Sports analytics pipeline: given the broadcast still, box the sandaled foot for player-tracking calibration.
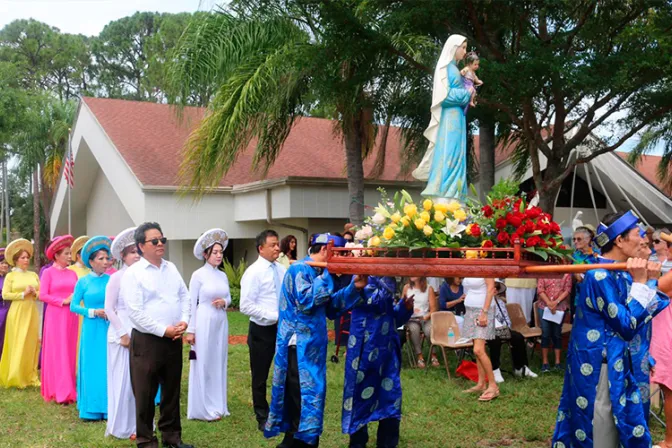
[430,357,440,367]
[416,357,426,369]
[478,388,500,402]
[463,385,487,394]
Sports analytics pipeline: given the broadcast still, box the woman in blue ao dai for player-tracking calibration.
[70,236,112,420]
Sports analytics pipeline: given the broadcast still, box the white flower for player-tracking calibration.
[374,203,391,218]
[345,242,364,257]
[442,218,467,238]
[355,225,373,240]
[372,213,387,225]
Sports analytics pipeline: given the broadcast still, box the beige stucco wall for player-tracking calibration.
[86,173,134,236]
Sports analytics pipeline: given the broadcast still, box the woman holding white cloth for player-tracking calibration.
[104,227,140,439]
[185,228,231,421]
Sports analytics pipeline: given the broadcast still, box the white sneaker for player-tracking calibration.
[514,366,538,378]
[493,368,505,383]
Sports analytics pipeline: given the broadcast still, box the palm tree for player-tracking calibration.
[168,3,432,224]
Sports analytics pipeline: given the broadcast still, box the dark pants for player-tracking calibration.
[349,418,400,448]
[129,329,182,448]
[488,330,528,371]
[248,321,277,426]
[278,346,310,447]
[540,318,562,349]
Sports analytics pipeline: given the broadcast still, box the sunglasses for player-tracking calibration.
[144,237,167,246]
[572,237,584,242]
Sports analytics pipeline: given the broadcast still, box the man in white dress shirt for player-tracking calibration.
[240,229,286,432]
[122,222,193,448]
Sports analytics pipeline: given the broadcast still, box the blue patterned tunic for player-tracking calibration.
[552,264,669,447]
[264,257,363,445]
[342,276,412,435]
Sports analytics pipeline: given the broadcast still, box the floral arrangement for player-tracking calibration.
[355,180,571,261]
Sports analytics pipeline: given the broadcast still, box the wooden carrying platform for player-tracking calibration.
[324,241,568,278]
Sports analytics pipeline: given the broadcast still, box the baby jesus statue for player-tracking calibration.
[460,52,483,108]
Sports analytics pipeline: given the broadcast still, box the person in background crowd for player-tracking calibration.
[277,235,298,269]
[461,277,498,401]
[504,277,537,324]
[536,274,572,373]
[343,231,354,243]
[651,249,672,447]
[552,211,669,447]
[40,235,79,404]
[572,226,599,265]
[264,233,367,448]
[105,227,140,440]
[0,249,9,360]
[439,277,465,316]
[488,281,537,383]
[240,229,286,432]
[0,239,40,388]
[69,236,91,279]
[70,236,112,420]
[121,222,193,448]
[403,277,439,368]
[185,229,232,421]
[650,228,672,275]
[341,276,413,448]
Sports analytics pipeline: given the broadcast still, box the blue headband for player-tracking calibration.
[595,211,640,248]
[310,233,346,248]
[81,236,112,269]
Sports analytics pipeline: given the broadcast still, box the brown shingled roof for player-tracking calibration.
[83,97,413,187]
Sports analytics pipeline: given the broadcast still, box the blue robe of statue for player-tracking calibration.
[70,273,110,420]
[341,276,412,435]
[552,262,669,447]
[422,62,471,199]
[264,256,363,445]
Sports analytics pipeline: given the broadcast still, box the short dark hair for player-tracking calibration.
[466,51,479,65]
[134,222,163,256]
[600,212,632,254]
[309,243,326,255]
[256,230,278,253]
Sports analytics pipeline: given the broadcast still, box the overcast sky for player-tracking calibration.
[0,0,212,36]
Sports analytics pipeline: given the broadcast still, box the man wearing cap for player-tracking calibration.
[121,222,193,448]
[552,211,670,448]
[264,233,368,448]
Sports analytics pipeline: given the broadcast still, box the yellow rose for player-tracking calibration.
[400,216,411,227]
[454,209,467,222]
[465,223,473,235]
[446,201,461,213]
[368,236,381,247]
[423,225,433,236]
[434,211,446,223]
[414,218,426,230]
[403,203,418,218]
[422,199,433,211]
[383,226,396,240]
[465,250,479,259]
[434,202,449,214]
[390,212,401,224]
[419,211,430,223]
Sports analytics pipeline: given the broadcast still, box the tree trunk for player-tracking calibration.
[537,158,564,218]
[32,167,41,271]
[343,118,365,226]
[38,161,52,238]
[4,160,9,244]
[478,119,496,201]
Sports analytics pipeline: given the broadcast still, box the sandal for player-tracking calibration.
[478,388,500,402]
[416,357,426,369]
[430,356,440,367]
[463,385,487,394]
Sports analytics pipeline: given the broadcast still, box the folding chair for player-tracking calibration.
[508,303,541,360]
[428,311,473,379]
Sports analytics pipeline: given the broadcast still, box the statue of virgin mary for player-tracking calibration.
[412,34,471,201]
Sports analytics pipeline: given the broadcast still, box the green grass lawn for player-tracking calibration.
[0,312,665,447]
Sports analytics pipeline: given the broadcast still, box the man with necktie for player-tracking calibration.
[240,229,286,432]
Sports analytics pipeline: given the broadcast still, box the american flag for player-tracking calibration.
[64,149,74,188]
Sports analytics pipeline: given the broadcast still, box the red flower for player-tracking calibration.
[516,225,526,236]
[551,222,561,234]
[495,218,508,230]
[539,239,548,248]
[525,206,542,219]
[537,222,551,235]
[526,236,541,247]
[524,220,535,233]
[482,240,494,248]
[514,198,523,211]
[496,231,510,245]
[507,213,523,228]
[559,244,568,250]
[549,239,557,248]
[482,205,494,218]
[470,224,482,238]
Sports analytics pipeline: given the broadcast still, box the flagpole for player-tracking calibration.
[67,129,72,235]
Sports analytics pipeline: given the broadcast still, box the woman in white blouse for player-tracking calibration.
[104,227,140,439]
[185,228,232,421]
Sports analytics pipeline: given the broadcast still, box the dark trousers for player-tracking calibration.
[278,346,310,447]
[349,418,400,448]
[540,318,562,349]
[248,321,277,425]
[488,330,528,371]
[130,329,182,448]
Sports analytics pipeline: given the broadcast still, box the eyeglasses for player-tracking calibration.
[654,239,662,244]
[144,237,167,246]
[572,237,584,242]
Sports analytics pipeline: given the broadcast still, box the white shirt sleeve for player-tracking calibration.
[123,267,168,338]
[176,265,191,326]
[186,269,201,334]
[629,282,657,309]
[239,266,277,322]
